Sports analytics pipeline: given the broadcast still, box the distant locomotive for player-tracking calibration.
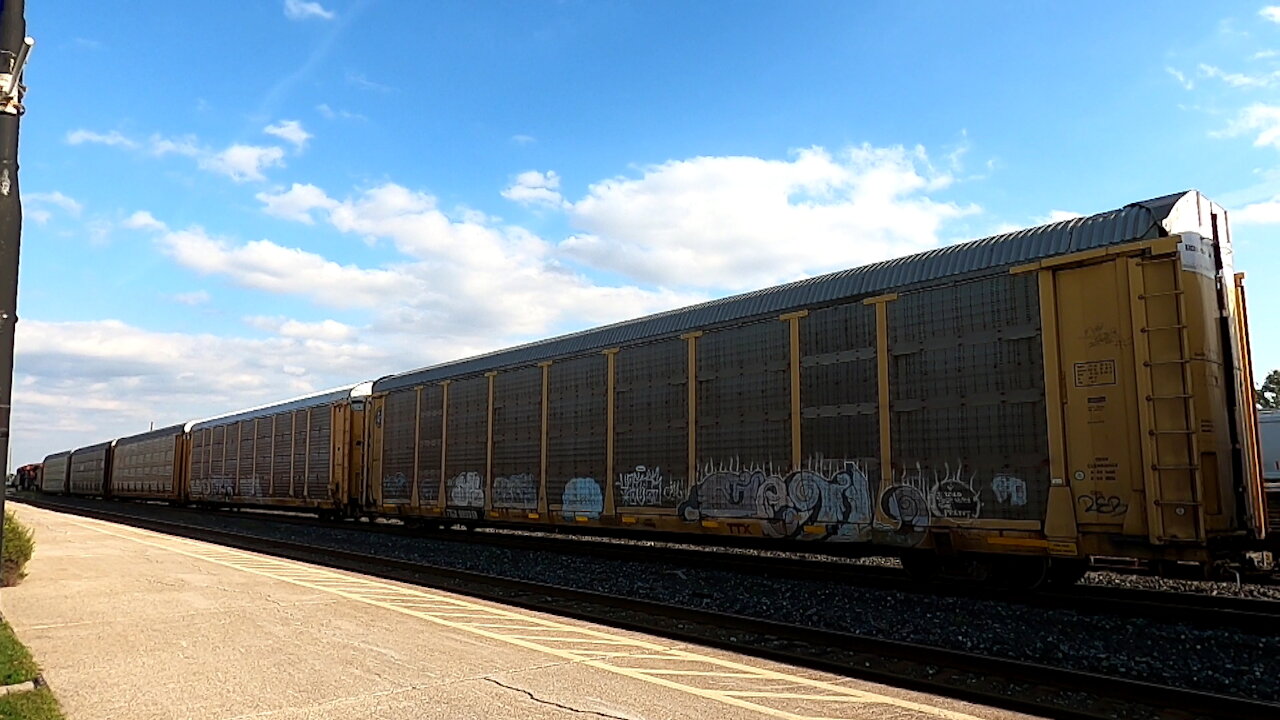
[37,191,1274,585]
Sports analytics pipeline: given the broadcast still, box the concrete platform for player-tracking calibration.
[1,503,1039,720]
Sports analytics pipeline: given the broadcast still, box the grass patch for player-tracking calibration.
[2,511,34,586]
[0,687,61,720]
[0,623,38,686]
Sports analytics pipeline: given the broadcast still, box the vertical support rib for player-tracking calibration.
[780,311,808,470]
[862,294,897,489]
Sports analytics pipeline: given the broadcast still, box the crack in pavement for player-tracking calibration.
[484,677,638,720]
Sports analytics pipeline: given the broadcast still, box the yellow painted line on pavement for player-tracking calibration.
[66,513,991,720]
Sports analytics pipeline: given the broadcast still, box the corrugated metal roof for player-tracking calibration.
[373,190,1212,393]
[114,424,187,446]
[190,384,367,431]
[71,440,113,456]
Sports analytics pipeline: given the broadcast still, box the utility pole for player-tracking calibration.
[0,0,31,574]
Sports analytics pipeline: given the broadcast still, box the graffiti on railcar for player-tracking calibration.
[382,472,411,502]
[494,473,538,509]
[617,465,683,506]
[447,471,485,507]
[239,475,263,499]
[678,460,875,540]
[561,477,603,518]
[874,484,930,546]
[1078,491,1127,515]
[191,476,237,501]
[992,474,1028,507]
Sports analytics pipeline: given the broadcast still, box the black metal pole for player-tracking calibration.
[0,0,28,574]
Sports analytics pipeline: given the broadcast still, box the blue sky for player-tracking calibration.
[11,1,1280,464]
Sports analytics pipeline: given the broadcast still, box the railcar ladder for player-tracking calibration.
[1133,254,1206,544]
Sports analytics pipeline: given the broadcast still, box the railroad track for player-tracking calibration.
[17,496,1279,720]
[18,492,1279,635]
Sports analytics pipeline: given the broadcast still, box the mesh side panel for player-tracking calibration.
[306,408,332,501]
[444,376,488,511]
[492,366,542,510]
[381,389,417,503]
[800,302,880,476]
[546,355,606,516]
[417,384,444,505]
[614,339,688,508]
[222,423,239,490]
[292,411,308,498]
[208,426,226,497]
[696,322,791,473]
[190,430,207,491]
[41,457,68,493]
[253,418,272,497]
[113,436,176,496]
[271,413,293,497]
[887,273,1049,521]
[69,448,107,495]
[235,422,253,493]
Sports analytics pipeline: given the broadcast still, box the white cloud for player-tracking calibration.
[1037,210,1083,225]
[511,134,536,145]
[124,210,168,232]
[25,191,83,222]
[149,134,201,157]
[247,316,354,341]
[172,290,211,305]
[12,318,384,463]
[155,225,417,309]
[284,0,335,21]
[1198,63,1280,88]
[67,128,286,182]
[502,170,567,208]
[1217,103,1280,148]
[346,71,394,93]
[198,144,286,182]
[65,129,137,148]
[1262,6,1280,23]
[1255,50,1279,60]
[316,103,366,121]
[263,119,313,150]
[560,144,975,290]
[1166,67,1194,90]
[1233,196,1280,224]
[256,183,338,224]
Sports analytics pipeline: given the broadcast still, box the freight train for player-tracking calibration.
[35,190,1274,585]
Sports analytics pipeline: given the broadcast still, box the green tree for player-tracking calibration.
[1259,369,1280,410]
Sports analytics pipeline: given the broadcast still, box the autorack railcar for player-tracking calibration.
[362,190,1266,582]
[67,441,114,497]
[184,385,371,514]
[110,424,189,502]
[39,451,70,495]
